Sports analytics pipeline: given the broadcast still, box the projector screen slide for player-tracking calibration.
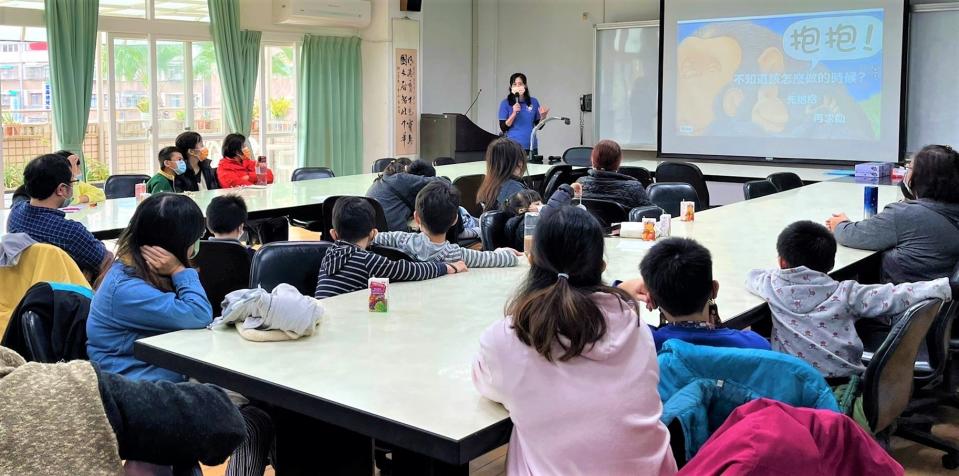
[659,0,906,163]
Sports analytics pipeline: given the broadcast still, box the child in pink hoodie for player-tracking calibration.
[472,205,677,476]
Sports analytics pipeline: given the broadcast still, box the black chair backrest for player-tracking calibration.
[319,196,389,242]
[249,241,333,296]
[862,299,942,433]
[916,262,959,389]
[371,158,396,174]
[743,180,779,200]
[580,199,629,232]
[543,168,589,201]
[195,241,253,317]
[562,146,593,167]
[767,172,804,191]
[629,205,665,222]
[479,210,510,251]
[452,174,486,217]
[21,311,54,363]
[540,164,572,197]
[104,174,150,199]
[368,244,417,261]
[647,183,700,217]
[292,167,335,181]
[618,166,654,188]
[655,161,710,208]
[433,157,456,167]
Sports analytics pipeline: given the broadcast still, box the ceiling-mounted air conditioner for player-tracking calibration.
[273,0,372,28]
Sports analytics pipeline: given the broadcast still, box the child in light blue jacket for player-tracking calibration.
[87,194,211,383]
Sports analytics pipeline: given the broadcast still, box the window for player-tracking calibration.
[253,44,298,181]
[165,94,183,108]
[0,64,17,79]
[24,64,47,80]
[0,29,53,190]
[0,0,206,21]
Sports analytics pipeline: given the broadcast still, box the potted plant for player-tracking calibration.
[269,97,293,132]
[2,112,21,137]
[136,97,150,119]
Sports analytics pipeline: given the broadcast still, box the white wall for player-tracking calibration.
[421,0,472,115]
[419,0,660,159]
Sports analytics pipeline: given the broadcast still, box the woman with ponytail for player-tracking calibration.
[471,205,676,475]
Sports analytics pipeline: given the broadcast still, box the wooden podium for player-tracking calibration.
[420,113,499,163]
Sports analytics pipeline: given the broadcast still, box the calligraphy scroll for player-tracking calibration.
[395,48,418,156]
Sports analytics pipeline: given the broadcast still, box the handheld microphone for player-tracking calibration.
[562,117,571,125]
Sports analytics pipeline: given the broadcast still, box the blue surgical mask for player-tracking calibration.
[173,160,187,175]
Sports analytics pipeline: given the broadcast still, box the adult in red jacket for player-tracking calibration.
[216,133,275,188]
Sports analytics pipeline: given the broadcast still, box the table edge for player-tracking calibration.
[133,339,512,465]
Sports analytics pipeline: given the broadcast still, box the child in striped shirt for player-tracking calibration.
[315,197,467,299]
[373,181,522,268]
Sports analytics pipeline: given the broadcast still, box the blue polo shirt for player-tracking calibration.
[499,96,541,150]
[7,201,106,273]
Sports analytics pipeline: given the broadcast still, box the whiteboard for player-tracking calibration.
[594,22,659,151]
[906,8,959,154]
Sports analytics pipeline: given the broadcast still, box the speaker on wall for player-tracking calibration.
[401,0,421,12]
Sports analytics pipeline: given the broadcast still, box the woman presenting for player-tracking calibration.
[498,73,550,156]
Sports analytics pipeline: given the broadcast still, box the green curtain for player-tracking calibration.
[207,0,260,136]
[298,35,363,176]
[44,0,99,178]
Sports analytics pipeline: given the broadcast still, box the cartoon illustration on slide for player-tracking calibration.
[676,9,883,141]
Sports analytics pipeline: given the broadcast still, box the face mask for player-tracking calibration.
[900,178,915,200]
[188,239,201,260]
[173,160,187,175]
[62,196,73,208]
[511,85,526,96]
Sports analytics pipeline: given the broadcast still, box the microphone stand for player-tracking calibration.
[528,116,571,163]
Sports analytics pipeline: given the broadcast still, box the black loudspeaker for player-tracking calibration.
[401,0,422,12]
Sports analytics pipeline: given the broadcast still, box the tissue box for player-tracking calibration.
[855,162,893,178]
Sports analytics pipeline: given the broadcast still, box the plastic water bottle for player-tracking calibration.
[255,156,267,186]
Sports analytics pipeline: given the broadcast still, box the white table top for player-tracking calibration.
[137,180,900,459]
[0,162,557,238]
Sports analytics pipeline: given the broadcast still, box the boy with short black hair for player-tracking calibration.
[315,197,467,299]
[625,237,769,351]
[146,146,185,193]
[747,220,952,378]
[206,194,254,259]
[373,182,520,267]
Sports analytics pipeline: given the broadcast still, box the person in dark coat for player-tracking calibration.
[366,158,440,231]
[174,131,219,191]
[576,139,651,209]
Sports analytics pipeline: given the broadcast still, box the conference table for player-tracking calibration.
[134,179,899,474]
[0,161,556,240]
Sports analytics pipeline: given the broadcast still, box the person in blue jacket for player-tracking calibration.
[498,72,550,155]
[87,193,211,382]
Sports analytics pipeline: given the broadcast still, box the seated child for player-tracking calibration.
[206,194,255,260]
[406,159,481,243]
[373,181,520,268]
[315,197,467,299]
[146,146,186,193]
[629,237,770,352]
[747,220,952,379]
[503,189,543,251]
[472,205,676,474]
[87,193,212,382]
